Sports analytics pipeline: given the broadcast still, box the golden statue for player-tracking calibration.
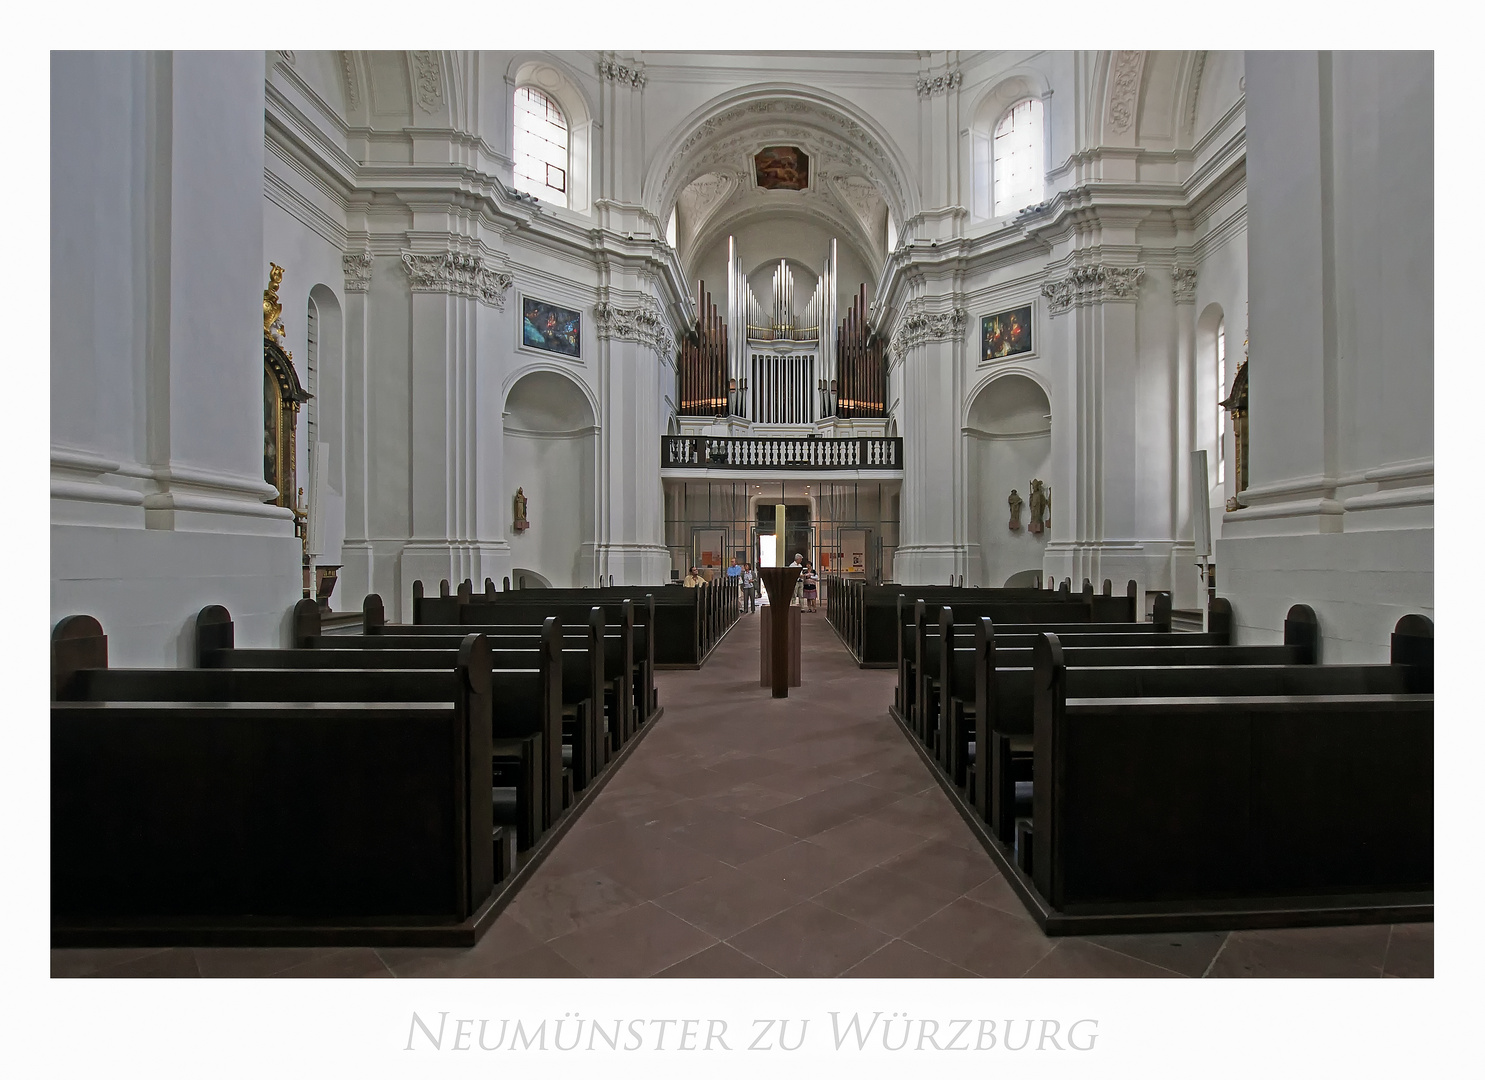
[264,262,287,343]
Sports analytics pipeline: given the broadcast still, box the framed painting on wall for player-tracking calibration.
[981,303,1034,362]
[521,295,582,358]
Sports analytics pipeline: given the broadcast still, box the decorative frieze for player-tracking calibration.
[399,250,513,308]
[1107,51,1145,136]
[889,298,967,357]
[340,51,360,109]
[595,296,673,356]
[341,250,373,293]
[1172,266,1199,303]
[598,59,647,89]
[916,70,963,98]
[410,51,444,112]
[1041,264,1147,314]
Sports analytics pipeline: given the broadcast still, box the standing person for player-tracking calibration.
[726,556,742,587]
[741,563,757,613]
[802,561,819,612]
[789,552,805,606]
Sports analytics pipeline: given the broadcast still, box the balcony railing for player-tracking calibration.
[662,435,903,470]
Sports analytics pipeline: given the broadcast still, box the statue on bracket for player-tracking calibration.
[1028,479,1048,535]
[513,487,530,531]
[1007,488,1023,531]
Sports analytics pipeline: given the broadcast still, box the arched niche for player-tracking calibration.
[509,58,594,215]
[964,372,1052,589]
[1196,301,1228,538]
[304,284,345,574]
[502,370,598,587]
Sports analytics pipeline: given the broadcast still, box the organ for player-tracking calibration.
[675,235,886,423]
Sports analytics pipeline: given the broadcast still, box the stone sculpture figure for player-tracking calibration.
[1008,488,1023,531]
[1028,479,1047,535]
[513,487,529,531]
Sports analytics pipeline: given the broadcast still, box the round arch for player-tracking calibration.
[962,365,1053,431]
[502,368,599,589]
[964,371,1053,589]
[965,69,1053,224]
[644,82,920,234]
[501,362,601,430]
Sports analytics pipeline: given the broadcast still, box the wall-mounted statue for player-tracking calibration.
[513,487,530,531]
[1028,479,1048,535]
[1007,488,1023,531]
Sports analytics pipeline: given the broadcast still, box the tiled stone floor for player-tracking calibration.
[52,606,1433,978]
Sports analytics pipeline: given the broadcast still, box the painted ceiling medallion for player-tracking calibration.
[754,146,809,191]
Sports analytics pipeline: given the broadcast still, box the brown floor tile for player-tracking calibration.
[699,783,799,817]
[749,767,861,799]
[276,948,391,978]
[853,766,936,796]
[652,866,802,939]
[727,901,891,978]
[1023,938,1185,978]
[1074,930,1228,978]
[194,947,347,978]
[1207,923,1391,978]
[666,811,799,866]
[1383,923,1433,978]
[877,839,999,895]
[904,897,1055,977]
[653,942,782,978]
[547,902,717,978]
[469,944,588,978]
[813,863,960,937]
[808,815,931,864]
[733,840,883,900]
[51,948,176,978]
[964,873,1037,921]
[500,868,648,942]
[752,781,904,839]
[840,939,979,978]
[64,947,201,978]
[599,836,733,900]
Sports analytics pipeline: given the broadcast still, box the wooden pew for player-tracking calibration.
[380,594,649,736]
[901,589,1176,742]
[300,600,612,792]
[201,605,567,832]
[51,616,503,936]
[1022,624,1433,929]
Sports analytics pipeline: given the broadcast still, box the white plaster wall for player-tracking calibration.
[51,51,301,663]
[501,433,596,587]
[1219,51,1432,659]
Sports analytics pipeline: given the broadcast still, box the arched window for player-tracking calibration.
[992,98,1044,217]
[514,86,569,208]
[1216,319,1227,485]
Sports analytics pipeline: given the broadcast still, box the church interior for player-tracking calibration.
[48,49,1434,986]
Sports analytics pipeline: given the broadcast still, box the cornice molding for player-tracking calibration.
[916,70,963,98]
[1041,264,1146,315]
[594,296,674,356]
[889,298,967,357]
[400,249,513,308]
[342,250,373,293]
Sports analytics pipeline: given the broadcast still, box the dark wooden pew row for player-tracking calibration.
[51,615,507,943]
[415,579,738,670]
[828,577,1138,667]
[201,605,567,833]
[898,591,1186,734]
[297,600,618,788]
[956,604,1317,840]
[885,607,1434,932]
[1019,624,1433,931]
[371,593,655,732]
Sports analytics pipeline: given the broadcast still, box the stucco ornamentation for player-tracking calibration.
[595,295,674,356]
[400,250,512,308]
[341,250,373,293]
